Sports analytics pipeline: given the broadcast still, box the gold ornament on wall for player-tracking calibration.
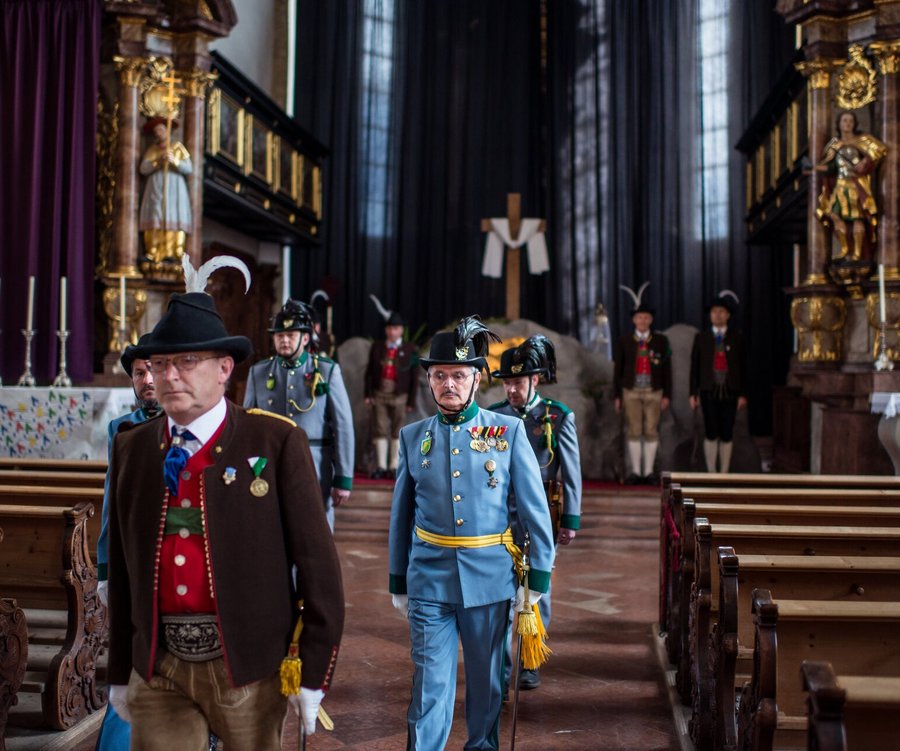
[139,57,182,120]
[790,295,847,362]
[836,45,877,110]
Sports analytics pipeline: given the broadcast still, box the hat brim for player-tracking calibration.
[420,357,487,371]
[491,367,544,379]
[130,335,253,363]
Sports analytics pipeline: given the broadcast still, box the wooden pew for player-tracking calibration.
[0,458,106,473]
[0,469,106,489]
[669,495,900,697]
[676,517,900,706]
[0,525,29,751]
[0,503,106,730]
[0,486,103,552]
[801,661,900,751]
[705,548,900,751]
[659,483,900,665]
[737,591,900,751]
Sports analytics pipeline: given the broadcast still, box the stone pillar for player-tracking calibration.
[111,56,146,278]
[179,69,217,263]
[796,60,841,285]
[871,41,900,279]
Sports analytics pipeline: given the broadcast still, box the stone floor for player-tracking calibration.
[24,482,681,751]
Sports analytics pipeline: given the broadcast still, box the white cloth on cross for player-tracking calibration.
[481,218,550,278]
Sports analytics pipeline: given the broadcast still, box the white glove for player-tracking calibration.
[514,586,542,613]
[97,580,109,607]
[391,594,409,619]
[108,684,130,723]
[288,687,324,735]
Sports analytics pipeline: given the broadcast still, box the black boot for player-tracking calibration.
[518,668,541,690]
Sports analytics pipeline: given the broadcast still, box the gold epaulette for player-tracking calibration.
[246,408,297,427]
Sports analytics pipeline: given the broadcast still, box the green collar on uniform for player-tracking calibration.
[436,401,479,425]
[278,350,308,369]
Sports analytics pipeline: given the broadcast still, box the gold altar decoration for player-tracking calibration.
[102,285,147,353]
[836,45,877,110]
[870,41,900,76]
[139,57,180,120]
[865,291,900,362]
[790,295,847,363]
[486,337,525,376]
[95,97,119,277]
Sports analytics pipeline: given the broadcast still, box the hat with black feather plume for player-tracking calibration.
[420,315,501,374]
[269,298,315,333]
[492,334,557,383]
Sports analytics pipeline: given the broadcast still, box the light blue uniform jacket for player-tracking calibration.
[243,351,354,496]
[389,407,554,607]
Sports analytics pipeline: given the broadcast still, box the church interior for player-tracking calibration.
[2,1,900,749]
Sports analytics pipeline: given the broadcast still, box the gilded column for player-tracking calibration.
[796,60,840,285]
[872,41,900,279]
[111,56,146,278]
[179,69,217,262]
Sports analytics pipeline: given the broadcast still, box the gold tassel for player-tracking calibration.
[518,603,552,670]
[280,601,305,696]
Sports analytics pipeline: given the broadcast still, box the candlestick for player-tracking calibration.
[119,276,126,327]
[17,328,36,387]
[25,276,35,332]
[52,329,72,387]
[59,276,67,331]
[879,264,887,325]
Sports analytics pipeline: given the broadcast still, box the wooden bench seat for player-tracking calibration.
[675,519,900,707]
[738,592,900,751]
[0,458,106,473]
[0,503,106,730]
[659,484,900,666]
[801,661,900,751]
[0,486,103,552]
[700,549,900,751]
[663,471,900,490]
[0,469,106,489]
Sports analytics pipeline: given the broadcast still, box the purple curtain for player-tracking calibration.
[0,0,101,383]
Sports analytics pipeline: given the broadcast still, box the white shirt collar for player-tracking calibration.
[634,330,650,341]
[387,339,403,348]
[712,326,728,336]
[167,397,227,449]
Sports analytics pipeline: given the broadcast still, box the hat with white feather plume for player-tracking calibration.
[620,281,653,316]
[369,294,405,327]
[130,254,253,362]
[708,289,739,314]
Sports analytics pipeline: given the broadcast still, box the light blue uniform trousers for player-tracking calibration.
[407,598,509,751]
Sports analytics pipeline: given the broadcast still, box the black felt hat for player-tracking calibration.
[708,290,739,315]
[130,293,253,362]
[621,282,654,317]
[420,315,501,373]
[121,333,153,377]
[492,335,557,382]
[268,299,314,333]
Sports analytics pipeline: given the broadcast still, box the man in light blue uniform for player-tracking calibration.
[489,335,582,691]
[389,317,555,751]
[95,337,161,751]
[244,299,354,529]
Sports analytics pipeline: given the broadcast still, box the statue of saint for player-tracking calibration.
[139,117,192,263]
[813,110,887,262]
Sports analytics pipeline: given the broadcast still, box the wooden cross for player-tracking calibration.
[480,193,546,320]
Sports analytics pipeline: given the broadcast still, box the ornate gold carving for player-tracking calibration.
[95,97,119,277]
[113,55,149,88]
[866,291,900,361]
[103,285,147,352]
[790,295,847,362]
[836,45,877,109]
[180,69,218,99]
[869,41,900,76]
[795,59,841,90]
[139,57,182,120]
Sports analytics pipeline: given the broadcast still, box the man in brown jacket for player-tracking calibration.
[106,288,344,751]
[364,298,419,478]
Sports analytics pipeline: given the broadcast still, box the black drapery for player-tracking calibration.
[293,1,796,435]
[0,0,101,383]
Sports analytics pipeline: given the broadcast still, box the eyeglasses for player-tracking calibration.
[148,354,222,374]
[428,370,475,385]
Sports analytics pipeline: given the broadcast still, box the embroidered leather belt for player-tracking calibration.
[161,614,223,662]
[414,526,524,579]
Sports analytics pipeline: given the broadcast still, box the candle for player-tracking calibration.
[879,263,887,325]
[25,276,35,331]
[59,276,67,331]
[119,275,126,329]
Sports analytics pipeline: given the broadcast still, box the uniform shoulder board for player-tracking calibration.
[486,400,510,411]
[544,398,572,416]
[245,408,297,427]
